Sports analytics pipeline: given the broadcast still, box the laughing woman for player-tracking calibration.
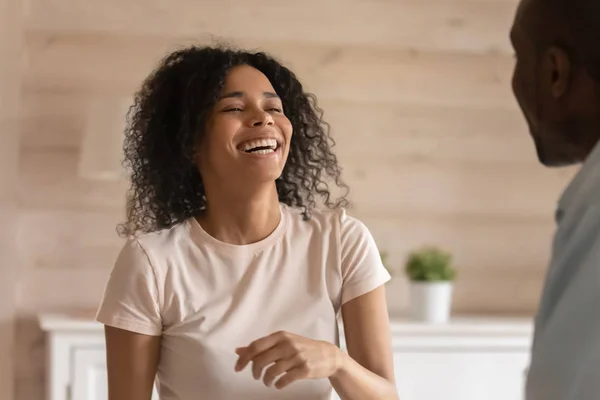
[96,45,397,400]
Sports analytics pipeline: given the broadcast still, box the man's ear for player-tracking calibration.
[546,45,571,98]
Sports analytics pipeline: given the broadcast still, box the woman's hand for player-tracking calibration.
[234,331,343,389]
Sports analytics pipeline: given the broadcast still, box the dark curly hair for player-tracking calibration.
[118,44,349,237]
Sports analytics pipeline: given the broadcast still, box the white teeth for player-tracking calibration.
[254,149,275,154]
[242,138,278,152]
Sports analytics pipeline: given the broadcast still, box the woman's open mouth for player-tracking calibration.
[238,138,280,155]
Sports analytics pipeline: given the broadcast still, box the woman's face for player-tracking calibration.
[197,65,293,191]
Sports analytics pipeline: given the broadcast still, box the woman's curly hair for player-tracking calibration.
[118,44,349,237]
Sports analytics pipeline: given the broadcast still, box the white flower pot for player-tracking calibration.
[409,281,453,324]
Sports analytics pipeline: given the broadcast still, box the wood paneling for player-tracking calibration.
[18,148,128,210]
[25,0,518,55]
[346,158,574,218]
[23,33,517,108]
[18,269,117,313]
[20,92,86,150]
[79,96,131,179]
[324,101,533,164]
[0,0,22,398]
[453,268,544,314]
[17,210,124,270]
[16,0,555,318]
[360,214,554,275]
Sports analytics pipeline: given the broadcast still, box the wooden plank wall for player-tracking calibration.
[14,0,579,398]
[0,0,23,399]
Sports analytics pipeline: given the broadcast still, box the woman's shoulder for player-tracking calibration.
[282,203,369,236]
[123,219,194,261]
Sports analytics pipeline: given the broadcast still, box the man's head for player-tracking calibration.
[511,0,600,166]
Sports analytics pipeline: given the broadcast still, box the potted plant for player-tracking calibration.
[405,246,457,324]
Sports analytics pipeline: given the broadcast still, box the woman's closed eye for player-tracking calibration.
[223,107,282,113]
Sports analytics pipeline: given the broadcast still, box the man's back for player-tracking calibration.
[525,144,600,399]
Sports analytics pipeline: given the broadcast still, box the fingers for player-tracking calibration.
[235,331,292,372]
[235,331,340,391]
[250,345,294,380]
[235,331,314,390]
[262,357,300,387]
[274,364,310,389]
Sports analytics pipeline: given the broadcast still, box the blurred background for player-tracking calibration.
[0,0,579,399]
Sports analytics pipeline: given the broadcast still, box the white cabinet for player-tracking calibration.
[40,313,532,400]
[39,314,158,400]
[69,347,160,400]
[392,351,528,400]
[72,348,109,400]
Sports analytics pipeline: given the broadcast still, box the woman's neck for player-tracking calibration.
[197,185,282,245]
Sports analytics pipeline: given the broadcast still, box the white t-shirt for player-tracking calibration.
[96,203,391,400]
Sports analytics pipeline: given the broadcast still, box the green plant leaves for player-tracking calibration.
[405,246,457,282]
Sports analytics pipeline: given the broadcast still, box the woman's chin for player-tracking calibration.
[238,168,285,186]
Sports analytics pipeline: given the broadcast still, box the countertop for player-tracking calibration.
[39,310,534,337]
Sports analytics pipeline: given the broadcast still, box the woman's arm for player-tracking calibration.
[330,286,398,400]
[105,326,161,400]
[233,287,397,397]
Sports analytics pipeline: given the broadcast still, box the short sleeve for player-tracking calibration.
[96,238,163,336]
[339,210,391,305]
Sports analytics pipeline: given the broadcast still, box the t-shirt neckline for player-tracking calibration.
[187,203,288,254]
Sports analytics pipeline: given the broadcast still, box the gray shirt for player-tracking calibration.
[526,142,600,400]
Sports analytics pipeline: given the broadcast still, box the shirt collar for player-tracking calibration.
[557,140,600,216]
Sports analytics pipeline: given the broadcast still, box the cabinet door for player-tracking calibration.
[71,347,159,400]
[72,347,108,400]
[393,351,528,400]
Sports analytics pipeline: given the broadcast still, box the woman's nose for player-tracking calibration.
[250,110,274,127]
